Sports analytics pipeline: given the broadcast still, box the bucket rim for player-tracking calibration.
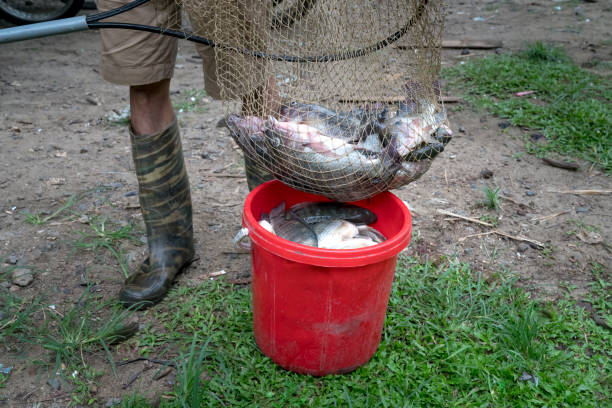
[242,180,412,267]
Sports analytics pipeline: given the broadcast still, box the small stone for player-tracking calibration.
[16,196,25,201]
[200,152,211,159]
[105,398,121,407]
[78,215,90,224]
[498,121,511,129]
[461,48,470,55]
[525,190,536,197]
[124,191,137,197]
[575,207,589,214]
[0,280,11,289]
[495,48,503,54]
[47,376,61,391]
[517,243,530,253]
[7,255,19,265]
[480,168,493,179]
[463,248,473,255]
[458,126,466,133]
[80,148,88,154]
[11,268,33,287]
[530,132,544,141]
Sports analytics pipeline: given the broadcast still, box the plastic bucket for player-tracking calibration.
[242,180,412,376]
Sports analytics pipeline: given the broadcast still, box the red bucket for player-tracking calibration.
[242,180,412,376]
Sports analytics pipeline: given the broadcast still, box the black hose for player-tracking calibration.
[86,0,430,63]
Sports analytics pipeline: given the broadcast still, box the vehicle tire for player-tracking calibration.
[0,0,85,25]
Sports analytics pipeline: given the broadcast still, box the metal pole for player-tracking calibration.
[0,16,89,44]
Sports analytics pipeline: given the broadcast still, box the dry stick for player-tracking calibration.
[548,189,612,195]
[395,39,503,49]
[440,210,545,248]
[337,96,461,103]
[499,195,527,206]
[437,209,494,227]
[202,173,246,178]
[531,211,569,222]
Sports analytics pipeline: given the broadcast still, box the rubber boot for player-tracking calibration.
[244,156,274,191]
[119,119,194,307]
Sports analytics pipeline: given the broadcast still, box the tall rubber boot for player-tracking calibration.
[244,156,274,191]
[119,119,194,307]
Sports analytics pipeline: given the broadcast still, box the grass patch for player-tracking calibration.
[173,89,209,114]
[73,217,141,278]
[0,259,42,344]
[22,193,80,226]
[481,185,502,210]
[37,291,138,372]
[128,257,610,407]
[443,42,612,173]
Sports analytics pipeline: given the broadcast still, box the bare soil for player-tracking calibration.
[1,0,610,406]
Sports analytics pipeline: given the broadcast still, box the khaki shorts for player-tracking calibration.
[96,0,222,98]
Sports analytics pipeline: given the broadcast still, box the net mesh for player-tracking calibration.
[176,0,449,202]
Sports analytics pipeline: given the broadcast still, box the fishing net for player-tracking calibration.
[176,0,449,202]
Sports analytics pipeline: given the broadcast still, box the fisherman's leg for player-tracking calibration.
[193,1,277,191]
[97,0,192,306]
[120,95,194,306]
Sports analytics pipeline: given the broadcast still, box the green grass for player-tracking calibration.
[173,89,209,114]
[37,291,138,372]
[22,193,80,225]
[73,217,141,278]
[0,259,42,344]
[481,185,502,210]
[124,257,610,407]
[443,42,612,173]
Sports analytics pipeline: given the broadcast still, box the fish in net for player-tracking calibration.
[174,0,449,201]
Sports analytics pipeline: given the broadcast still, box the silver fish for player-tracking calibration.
[290,202,377,225]
[312,220,359,249]
[325,237,378,249]
[266,117,400,201]
[356,225,386,243]
[269,202,317,247]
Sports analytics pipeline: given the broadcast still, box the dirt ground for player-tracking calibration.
[1,0,611,406]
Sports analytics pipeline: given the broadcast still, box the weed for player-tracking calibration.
[172,335,213,408]
[38,291,138,372]
[482,185,502,210]
[73,217,141,278]
[104,106,131,127]
[585,263,611,323]
[443,42,612,172]
[479,214,499,227]
[0,259,42,343]
[22,193,79,226]
[173,89,209,114]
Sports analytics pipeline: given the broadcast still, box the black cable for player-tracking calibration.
[86,0,429,63]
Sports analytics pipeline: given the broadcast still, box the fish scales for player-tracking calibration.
[289,202,378,225]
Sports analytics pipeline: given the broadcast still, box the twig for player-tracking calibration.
[548,189,612,195]
[122,371,142,389]
[201,173,246,178]
[458,231,494,242]
[492,230,545,248]
[116,357,176,367]
[531,211,569,222]
[437,209,493,227]
[458,229,544,248]
[499,195,528,207]
[542,157,579,171]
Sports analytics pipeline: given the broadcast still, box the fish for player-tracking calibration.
[312,220,360,249]
[356,225,386,243]
[384,103,450,158]
[268,202,317,247]
[289,201,378,225]
[266,116,401,201]
[386,160,432,190]
[324,237,378,249]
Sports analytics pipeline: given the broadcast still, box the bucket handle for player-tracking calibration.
[233,227,252,251]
